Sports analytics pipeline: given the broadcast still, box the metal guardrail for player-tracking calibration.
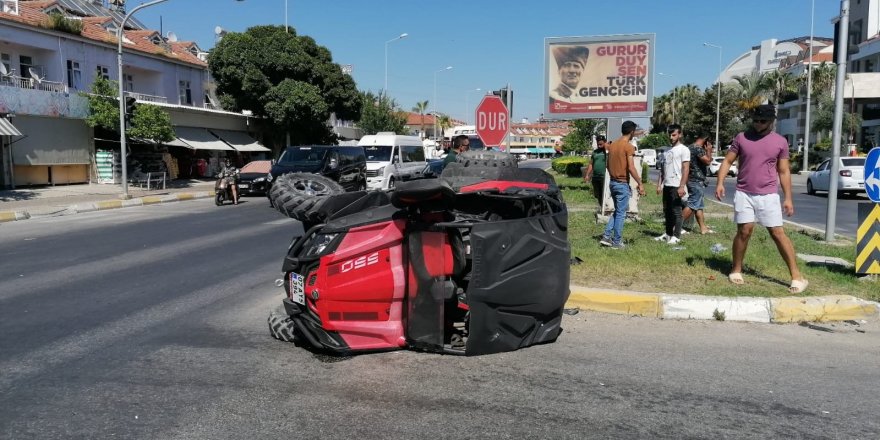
[124,91,168,103]
[0,75,68,93]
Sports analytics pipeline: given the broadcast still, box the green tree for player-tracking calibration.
[207,25,360,146]
[437,115,453,137]
[562,119,605,153]
[83,76,120,130]
[763,69,798,106]
[811,93,863,146]
[358,91,407,135]
[83,77,173,142]
[638,133,670,149]
[128,104,174,144]
[732,71,768,115]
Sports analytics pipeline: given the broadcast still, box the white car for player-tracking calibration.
[807,157,866,196]
[639,149,657,167]
[708,156,738,177]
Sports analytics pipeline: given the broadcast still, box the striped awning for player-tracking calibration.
[171,126,234,151]
[0,118,22,136]
[210,129,270,152]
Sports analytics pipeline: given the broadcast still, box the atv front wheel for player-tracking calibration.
[268,307,298,343]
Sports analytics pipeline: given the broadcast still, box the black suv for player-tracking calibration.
[268,145,367,192]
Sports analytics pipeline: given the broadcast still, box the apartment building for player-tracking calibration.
[0,0,266,188]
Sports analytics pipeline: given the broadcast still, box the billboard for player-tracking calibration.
[545,34,655,119]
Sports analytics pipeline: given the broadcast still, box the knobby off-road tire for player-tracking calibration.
[268,306,298,343]
[268,173,345,222]
[455,150,518,169]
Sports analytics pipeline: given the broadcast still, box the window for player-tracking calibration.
[96,65,110,80]
[66,60,82,89]
[399,145,425,163]
[20,55,34,78]
[178,80,192,105]
[0,53,10,75]
[124,74,134,92]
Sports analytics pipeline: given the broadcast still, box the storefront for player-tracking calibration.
[8,115,92,186]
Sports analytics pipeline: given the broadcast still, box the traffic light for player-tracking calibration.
[492,87,513,118]
[124,97,137,120]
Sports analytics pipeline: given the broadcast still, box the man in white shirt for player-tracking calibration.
[655,124,690,244]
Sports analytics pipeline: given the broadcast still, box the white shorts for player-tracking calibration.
[733,191,783,227]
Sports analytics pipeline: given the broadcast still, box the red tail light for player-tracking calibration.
[839,170,852,177]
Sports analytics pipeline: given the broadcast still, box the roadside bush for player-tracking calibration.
[552,156,588,177]
[638,133,669,150]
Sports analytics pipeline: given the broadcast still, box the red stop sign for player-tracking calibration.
[475,95,509,147]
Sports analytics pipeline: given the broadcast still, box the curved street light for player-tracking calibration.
[118,0,169,198]
[658,72,676,124]
[384,33,408,95]
[433,66,453,139]
[703,42,723,153]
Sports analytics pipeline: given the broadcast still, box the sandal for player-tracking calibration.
[789,279,809,294]
[728,272,744,285]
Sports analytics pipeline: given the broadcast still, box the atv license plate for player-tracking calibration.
[289,273,305,305]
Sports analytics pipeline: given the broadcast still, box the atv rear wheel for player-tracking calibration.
[268,307,298,343]
[268,173,346,221]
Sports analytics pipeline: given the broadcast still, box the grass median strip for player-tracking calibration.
[555,172,878,302]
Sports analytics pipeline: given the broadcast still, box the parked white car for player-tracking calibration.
[708,156,738,177]
[640,149,657,167]
[807,157,866,196]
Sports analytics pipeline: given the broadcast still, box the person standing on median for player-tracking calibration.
[599,121,645,249]
[682,136,714,234]
[714,104,808,293]
[583,134,607,206]
[655,124,690,245]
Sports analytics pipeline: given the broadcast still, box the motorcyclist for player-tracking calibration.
[220,158,239,205]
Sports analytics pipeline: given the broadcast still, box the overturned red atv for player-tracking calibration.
[267,154,570,356]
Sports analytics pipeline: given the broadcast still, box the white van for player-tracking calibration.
[639,149,657,167]
[358,132,427,189]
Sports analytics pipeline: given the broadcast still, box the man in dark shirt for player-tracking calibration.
[442,135,469,169]
[682,136,713,234]
[583,135,607,205]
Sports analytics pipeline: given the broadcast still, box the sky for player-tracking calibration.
[137,0,841,125]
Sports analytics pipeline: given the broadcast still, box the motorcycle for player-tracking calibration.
[215,167,240,206]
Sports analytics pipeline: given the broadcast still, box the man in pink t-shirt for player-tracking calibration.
[714,105,807,293]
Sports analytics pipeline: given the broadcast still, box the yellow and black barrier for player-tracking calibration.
[856,203,880,274]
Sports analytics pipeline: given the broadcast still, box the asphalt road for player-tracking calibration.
[647,168,867,237]
[1,196,878,438]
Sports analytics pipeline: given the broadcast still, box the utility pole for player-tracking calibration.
[825,0,850,241]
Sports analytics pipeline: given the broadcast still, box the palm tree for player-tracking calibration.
[762,70,797,108]
[809,62,836,98]
[437,115,453,139]
[411,100,429,138]
[732,71,768,114]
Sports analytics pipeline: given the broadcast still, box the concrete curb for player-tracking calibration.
[1,191,214,222]
[567,286,880,323]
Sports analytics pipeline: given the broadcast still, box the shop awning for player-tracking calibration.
[0,117,22,136]
[210,129,270,152]
[172,126,233,151]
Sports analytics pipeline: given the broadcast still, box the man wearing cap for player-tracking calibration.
[583,134,607,206]
[715,104,808,293]
[599,121,645,249]
[550,46,589,103]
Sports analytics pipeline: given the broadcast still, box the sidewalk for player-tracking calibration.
[0,179,215,222]
[3,180,877,324]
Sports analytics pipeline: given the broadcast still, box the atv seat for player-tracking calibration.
[390,179,456,211]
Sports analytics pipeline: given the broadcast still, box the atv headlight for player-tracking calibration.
[303,233,338,257]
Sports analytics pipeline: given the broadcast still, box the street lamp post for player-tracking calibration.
[704,42,723,154]
[383,33,408,95]
[432,66,452,139]
[658,72,676,123]
[464,88,481,124]
[118,0,169,199]
[803,0,816,172]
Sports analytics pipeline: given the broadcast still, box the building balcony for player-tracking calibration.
[1,75,68,93]
[125,90,167,104]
